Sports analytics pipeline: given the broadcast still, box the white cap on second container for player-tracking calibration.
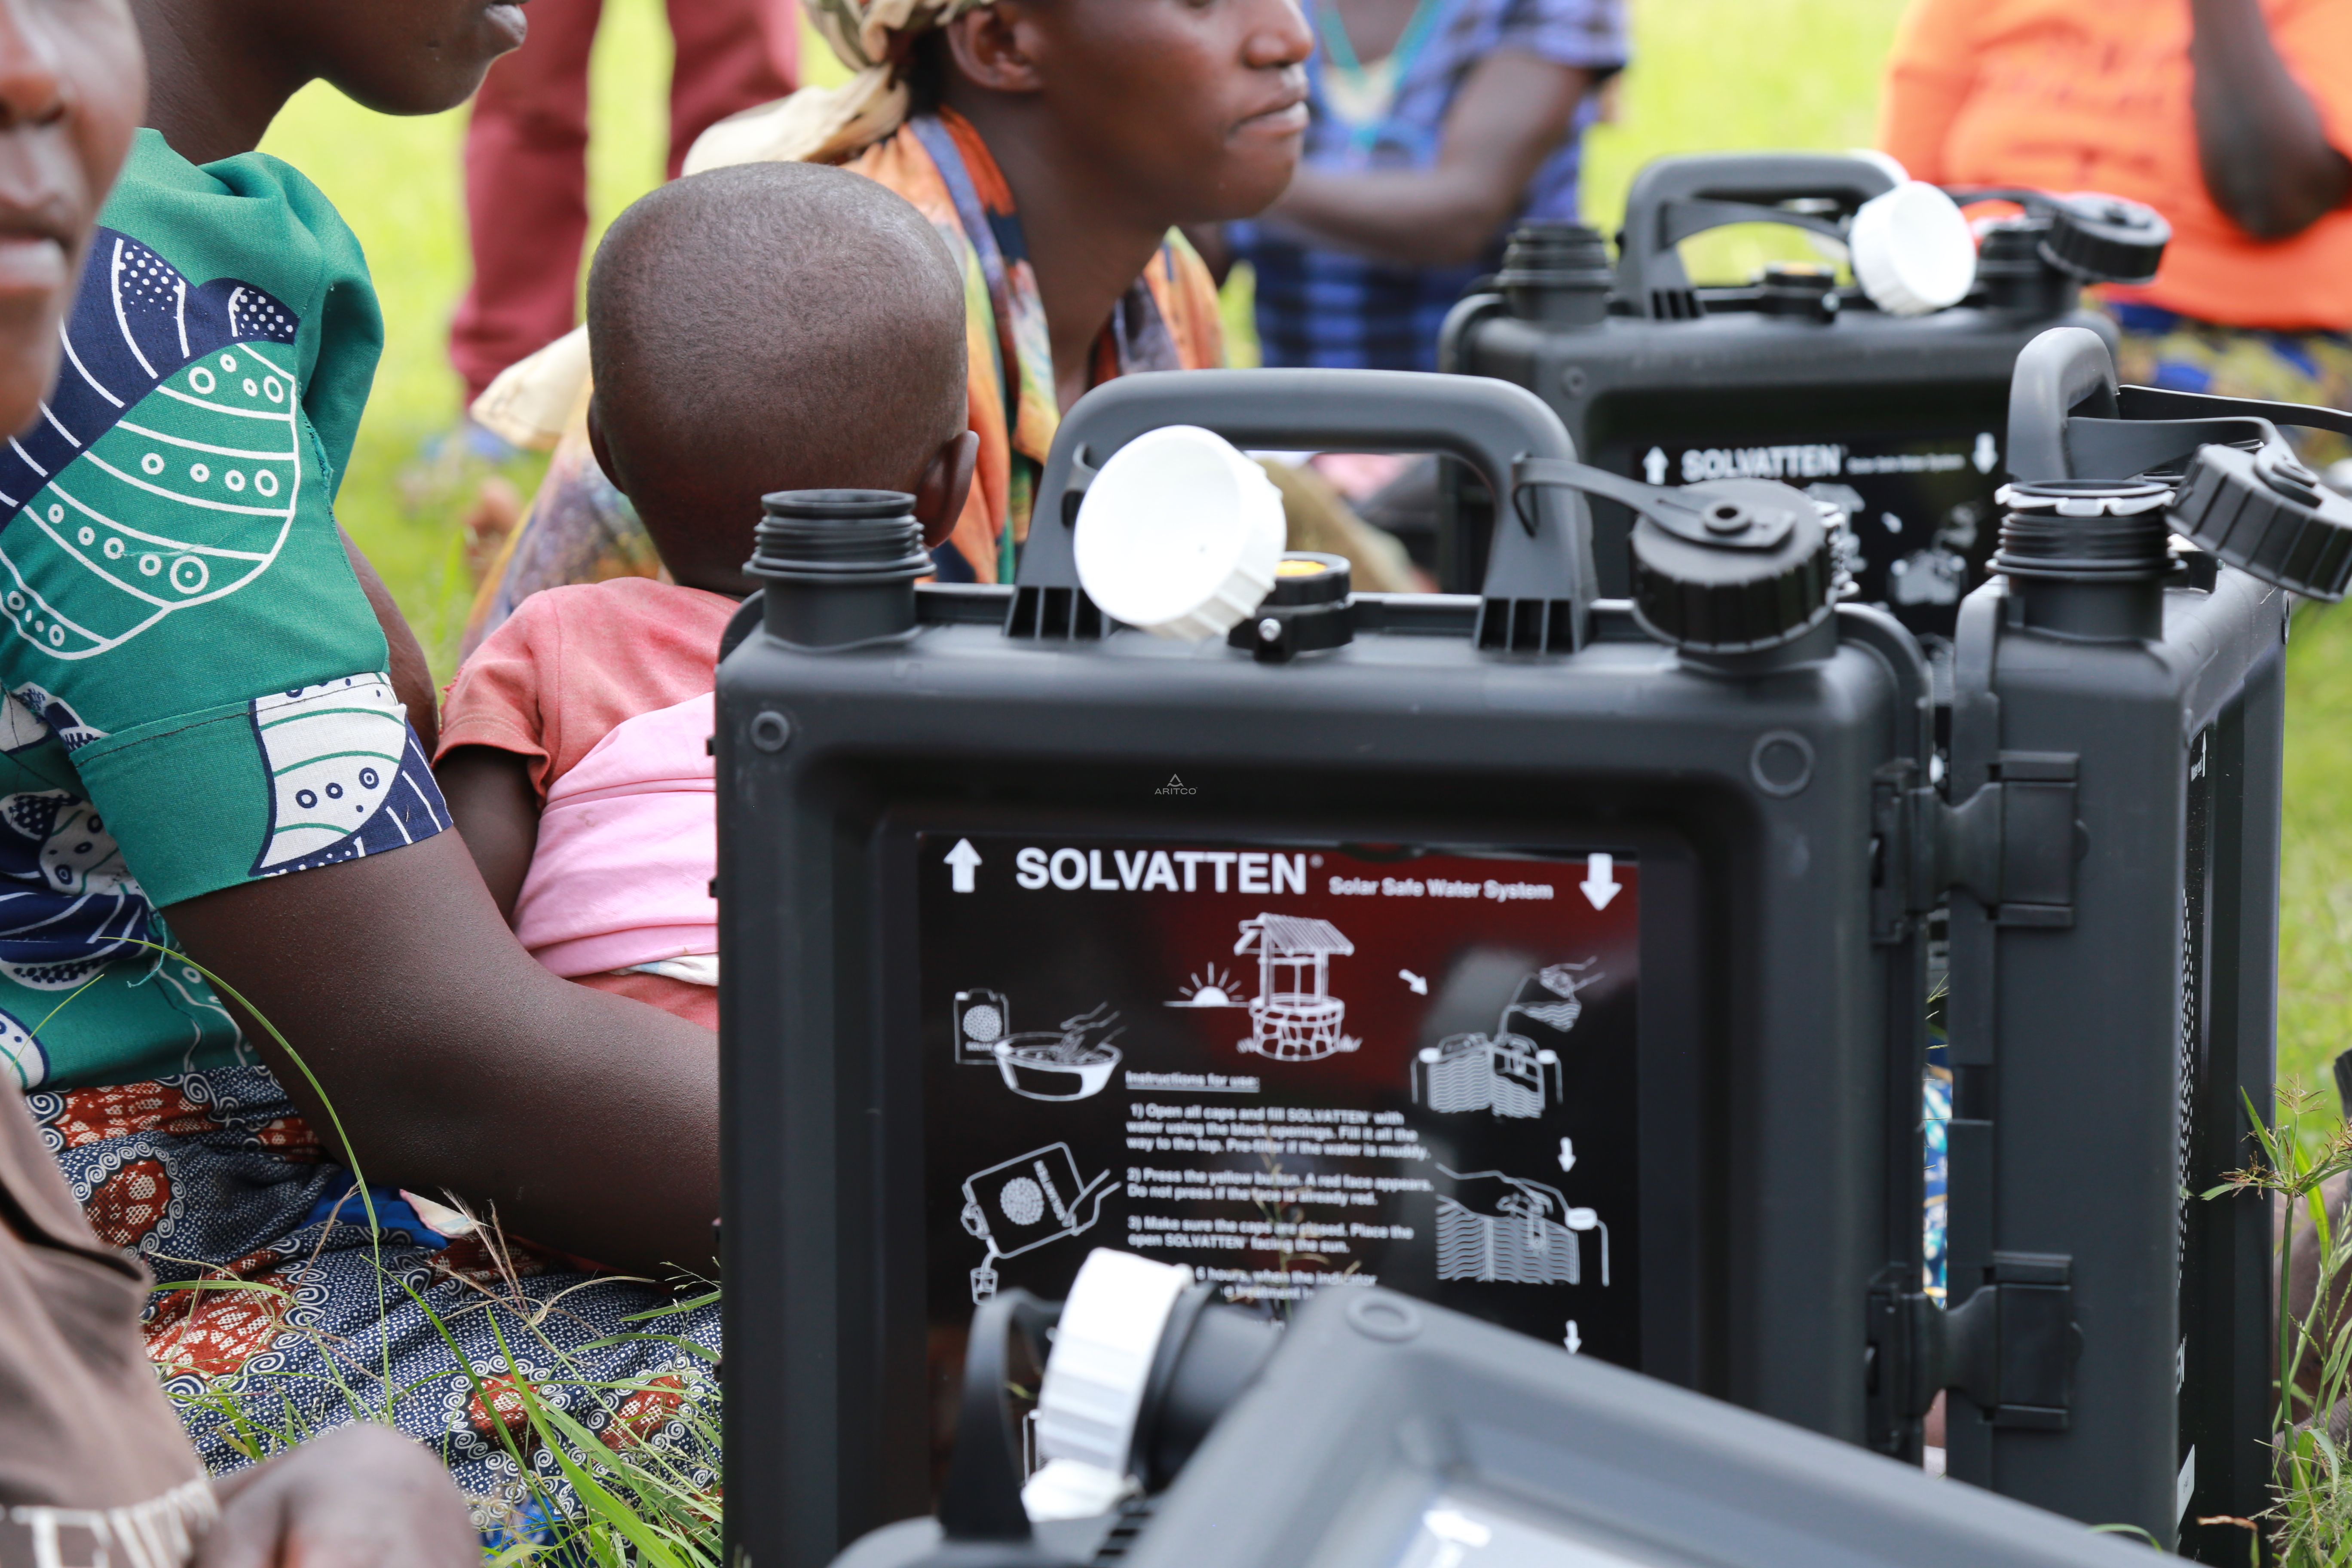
[1073,426,1285,640]
[1850,181,1976,317]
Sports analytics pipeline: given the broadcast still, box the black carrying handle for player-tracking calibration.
[2006,325,2352,481]
[1023,369,1595,645]
[1615,152,1898,317]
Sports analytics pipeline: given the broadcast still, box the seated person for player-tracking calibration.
[1219,0,1629,371]
[459,0,1314,646]
[0,3,472,1562]
[13,0,724,1510]
[1880,0,2352,473]
[434,163,974,1029]
[3,1085,476,1568]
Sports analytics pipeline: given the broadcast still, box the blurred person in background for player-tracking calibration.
[452,0,798,413]
[423,0,799,578]
[1216,0,1628,371]
[462,0,1318,640]
[1880,0,2352,476]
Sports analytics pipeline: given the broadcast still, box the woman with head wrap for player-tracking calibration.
[464,0,1314,627]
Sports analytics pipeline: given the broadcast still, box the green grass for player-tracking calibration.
[2284,605,2352,1106]
[1581,0,1913,281]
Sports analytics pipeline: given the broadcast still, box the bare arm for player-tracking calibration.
[162,831,717,1277]
[2189,0,2351,242]
[338,529,439,758]
[435,744,539,925]
[1261,53,1593,267]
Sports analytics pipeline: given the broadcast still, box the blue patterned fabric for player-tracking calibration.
[27,1064,719,1523]
[1232,0,1627,370]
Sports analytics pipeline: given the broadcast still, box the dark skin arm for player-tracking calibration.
[340,528,438,757]
[125,0,718,1278]
[164,833,719,1274]
[1259,53,1594,267]
[436,745,538,925]
[2189,0,2351,242]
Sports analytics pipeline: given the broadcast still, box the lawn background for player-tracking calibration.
[260,0,2352,1106]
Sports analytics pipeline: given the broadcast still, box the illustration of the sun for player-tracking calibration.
[1168,965,1243,1008]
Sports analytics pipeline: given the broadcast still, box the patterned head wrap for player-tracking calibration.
[682,0,999,173]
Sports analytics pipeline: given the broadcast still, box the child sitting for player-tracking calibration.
[434,162,977,1027]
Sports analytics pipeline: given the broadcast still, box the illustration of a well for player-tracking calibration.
[1234,913,1358,1061]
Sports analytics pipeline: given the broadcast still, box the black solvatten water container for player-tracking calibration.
[1892,331,2352,1557]
[1438,152,2165,641]
[715,346,2352,1568]
[715,373,1936,1568]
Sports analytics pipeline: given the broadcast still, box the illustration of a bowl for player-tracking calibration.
[994,1033,1122,1101]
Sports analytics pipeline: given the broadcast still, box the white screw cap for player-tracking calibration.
[1074,426,1285,640]
[1021,1458,1133,1522]
[1850,181,1976,317]
[1033,1249,1193,1476]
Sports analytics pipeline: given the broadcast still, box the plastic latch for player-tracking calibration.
[1915,752,2079,927]
[1939,1253,2077,1430]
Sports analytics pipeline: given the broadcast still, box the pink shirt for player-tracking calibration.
[437,579,736,1005]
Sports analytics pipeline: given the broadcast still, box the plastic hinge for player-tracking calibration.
[1909,750,2079,927]
[1938,1252,2078,1430]
[1864,1266,1938,1453]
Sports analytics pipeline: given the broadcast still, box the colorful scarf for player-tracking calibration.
[465,110,1222,646]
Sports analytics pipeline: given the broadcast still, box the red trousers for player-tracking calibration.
[451,0,799,402]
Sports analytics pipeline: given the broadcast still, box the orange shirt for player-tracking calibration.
[1879,0,2352,331]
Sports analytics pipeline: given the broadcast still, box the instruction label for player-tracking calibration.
[917,835,1642,1368]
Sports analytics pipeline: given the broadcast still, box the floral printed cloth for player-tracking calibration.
[28,1065,718,1522]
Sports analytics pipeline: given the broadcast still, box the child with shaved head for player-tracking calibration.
[434,162,977,1026]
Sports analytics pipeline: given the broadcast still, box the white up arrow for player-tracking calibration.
[1579,852,1620,910]
[945,839,983,893]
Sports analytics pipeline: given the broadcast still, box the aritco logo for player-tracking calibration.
[1155,775,1197,796]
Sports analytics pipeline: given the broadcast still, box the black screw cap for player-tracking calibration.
[2039,195,2169,285]
[2169,444,2352,601]
[1629,479,1837,653]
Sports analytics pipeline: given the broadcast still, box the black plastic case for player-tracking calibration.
[1439,153,2131,638]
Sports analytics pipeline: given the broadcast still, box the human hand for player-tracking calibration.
[195,1424,477,1568]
